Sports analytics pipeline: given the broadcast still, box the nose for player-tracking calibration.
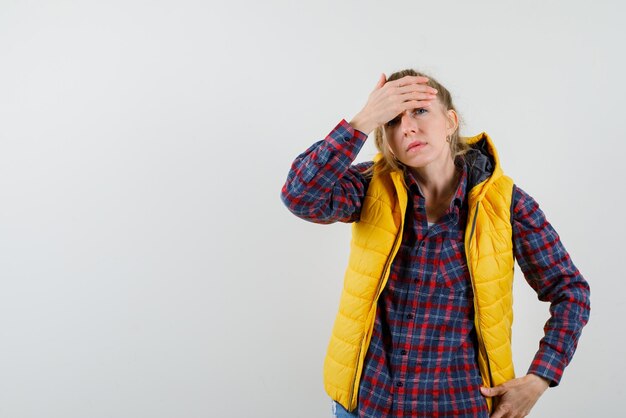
[399,111,417,134]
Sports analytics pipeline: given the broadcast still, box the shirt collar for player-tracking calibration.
[451,164,467,209]
[405,161,467,210]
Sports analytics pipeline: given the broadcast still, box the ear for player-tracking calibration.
[446,109,459,136]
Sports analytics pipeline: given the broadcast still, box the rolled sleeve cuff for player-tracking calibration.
[527,345,567,387]
[325,119,368,154]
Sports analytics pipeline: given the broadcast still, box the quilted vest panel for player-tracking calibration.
[465,174,516,412]
[323,170,406,411]
[324,163,515,413]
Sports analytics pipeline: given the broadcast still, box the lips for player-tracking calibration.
[406,141,426,151]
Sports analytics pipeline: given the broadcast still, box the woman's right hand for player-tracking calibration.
[349,73,439,134]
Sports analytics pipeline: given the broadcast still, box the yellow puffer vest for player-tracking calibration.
[323,132,516,413]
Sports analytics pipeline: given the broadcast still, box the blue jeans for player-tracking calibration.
[331,400,359,418]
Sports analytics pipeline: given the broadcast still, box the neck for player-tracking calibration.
[409,156,459,201]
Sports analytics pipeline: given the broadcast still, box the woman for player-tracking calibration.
[280,69,590,418]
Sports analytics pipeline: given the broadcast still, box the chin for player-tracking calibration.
[400,156,432,169]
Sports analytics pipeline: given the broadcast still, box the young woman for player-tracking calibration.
[280,69,590,418]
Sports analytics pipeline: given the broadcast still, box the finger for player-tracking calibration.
[393,75,430,88]
[489,406,507,418]
[400,100,433,111]
[398,90,438,103]
[396,83,438,96]
[374,73,387,89]
[481,386,507,397]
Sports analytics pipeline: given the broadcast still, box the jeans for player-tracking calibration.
[331,400,359,418]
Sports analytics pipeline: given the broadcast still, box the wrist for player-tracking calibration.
[349,113,375,135]
[526,373,550,392]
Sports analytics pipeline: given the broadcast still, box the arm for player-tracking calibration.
[481,185,591,417]
[280,119,372,224]
[511,184,591,387]
[281,73,438,224]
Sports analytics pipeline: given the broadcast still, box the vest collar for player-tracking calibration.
[463,132,504,202]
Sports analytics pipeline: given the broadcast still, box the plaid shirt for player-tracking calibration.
[281,120,591,417]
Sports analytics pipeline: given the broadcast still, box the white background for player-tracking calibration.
[0,1,623,417]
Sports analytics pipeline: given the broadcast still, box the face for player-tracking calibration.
[385,99,458,170]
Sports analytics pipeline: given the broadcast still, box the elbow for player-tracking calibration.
[279,183,311,219]
[583,279,591,321]
[279,183,334,224]
[565,278,592,325]
[280,182,304,216]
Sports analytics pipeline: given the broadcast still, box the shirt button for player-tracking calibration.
[401,350,407,355]
[396,381,403,387]
[406,314,414,320]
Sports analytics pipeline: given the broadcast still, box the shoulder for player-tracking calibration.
[512,184,539,210]
[511,184,549,230]
[351,160,374,172]
[345,160,375,186]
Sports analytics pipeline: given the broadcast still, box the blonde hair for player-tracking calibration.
[364,69,470,179]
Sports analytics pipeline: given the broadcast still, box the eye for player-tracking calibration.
[386,118,399,127]
[413,108,428,115]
